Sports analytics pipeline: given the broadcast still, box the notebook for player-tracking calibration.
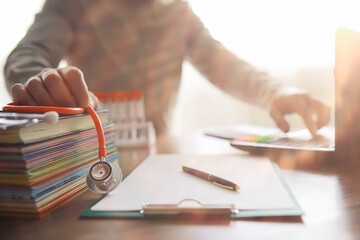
[206,27,360,155]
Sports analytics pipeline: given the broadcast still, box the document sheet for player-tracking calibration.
[91,154,297,212]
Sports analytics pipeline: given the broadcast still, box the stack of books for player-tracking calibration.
[0,110,119,218]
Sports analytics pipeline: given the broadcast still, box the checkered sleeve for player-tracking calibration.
[3,0,75,92]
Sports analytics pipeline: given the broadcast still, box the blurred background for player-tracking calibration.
[1,0,359,134]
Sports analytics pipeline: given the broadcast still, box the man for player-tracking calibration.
[4,0,330,135]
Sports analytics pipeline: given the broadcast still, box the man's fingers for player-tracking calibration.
[89,91,99,109]
[58,67,90,108]
[25,77,56,106]
[290,94,331,136]
[41,69,77,107]
[269,87,331,136]
[290,95,318,136]
[11,83,37,106]
[269,90,330,136]
[298,96,331,136]
[9,67,91,109]
[270,108,290,133]
[309,98,331,129]
[301,114,317,137]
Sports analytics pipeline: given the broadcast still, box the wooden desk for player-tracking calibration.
[1,131,360,240]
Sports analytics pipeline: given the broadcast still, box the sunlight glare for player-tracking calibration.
[188,0,360,72]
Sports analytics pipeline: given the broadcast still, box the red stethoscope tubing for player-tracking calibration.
[2,103,106,159]
[85,105,106,159]
[3,102,84,115]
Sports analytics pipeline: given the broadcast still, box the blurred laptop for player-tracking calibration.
[205,27,360,155]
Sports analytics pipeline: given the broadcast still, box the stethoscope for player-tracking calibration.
[2,102,122,194]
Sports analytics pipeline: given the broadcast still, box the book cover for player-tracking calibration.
[0,110,109,144]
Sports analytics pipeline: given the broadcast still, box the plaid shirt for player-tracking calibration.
[4,0,280,134]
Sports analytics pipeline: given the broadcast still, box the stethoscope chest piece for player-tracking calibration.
[86,159,122,194]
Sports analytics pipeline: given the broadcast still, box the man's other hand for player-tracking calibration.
[269,87,331,136]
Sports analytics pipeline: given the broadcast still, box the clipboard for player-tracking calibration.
[80,154,303,219]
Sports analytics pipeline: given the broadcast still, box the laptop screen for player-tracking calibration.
[334,27,360,153]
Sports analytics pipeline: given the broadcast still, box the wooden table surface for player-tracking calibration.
[1,131,360,240]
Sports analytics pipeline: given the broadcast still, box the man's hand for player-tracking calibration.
[269,87,331,136]
[11,66,99,109]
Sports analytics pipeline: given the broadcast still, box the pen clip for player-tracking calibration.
[212,182,235,190]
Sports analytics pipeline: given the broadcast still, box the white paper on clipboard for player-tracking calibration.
[91,154,299,214]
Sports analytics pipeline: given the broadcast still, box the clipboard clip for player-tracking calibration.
[141,198,239,216]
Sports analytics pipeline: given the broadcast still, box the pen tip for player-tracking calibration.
[235,185,240,190]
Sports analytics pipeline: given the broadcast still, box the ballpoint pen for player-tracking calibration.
[182,166,240,191]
